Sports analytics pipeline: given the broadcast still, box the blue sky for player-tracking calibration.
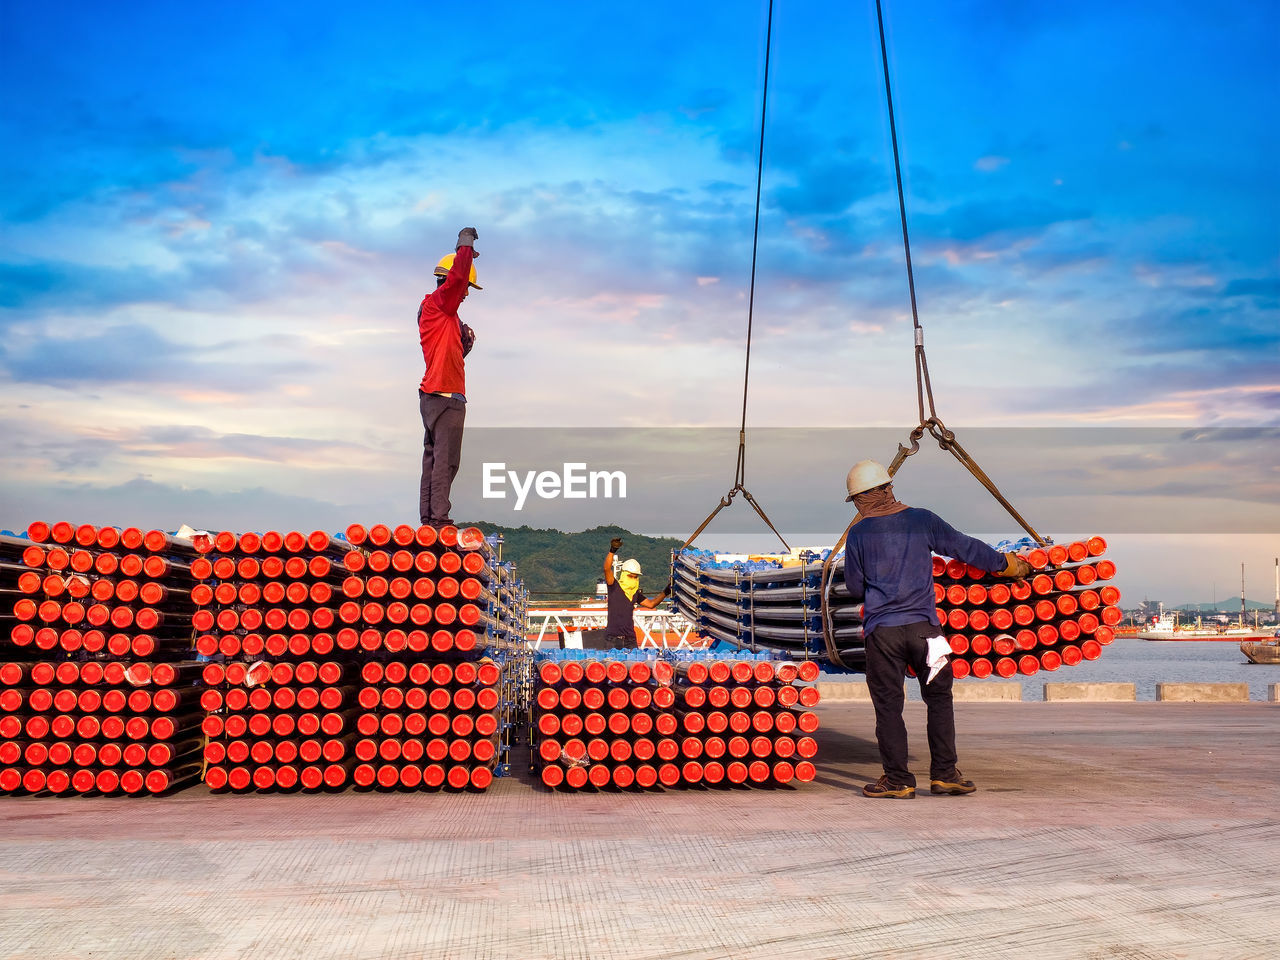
[1,0,1277,600]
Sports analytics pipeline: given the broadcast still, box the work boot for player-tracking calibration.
[863,775,915,799]
[930,770,977,795]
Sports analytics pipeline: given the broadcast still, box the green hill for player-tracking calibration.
[1174,599,1274,612]
[461,523,682,599]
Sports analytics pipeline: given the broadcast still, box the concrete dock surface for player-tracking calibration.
[2,701,1278,960]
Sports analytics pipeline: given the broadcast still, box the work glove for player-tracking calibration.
[609,537,623,554]
[996,552,1033,579]
[661,582,672,598]
[460,322,476,357]
[456,227,479,255]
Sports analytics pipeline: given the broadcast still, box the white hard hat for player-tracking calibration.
[620,559,643,576]
[845,459,892,501]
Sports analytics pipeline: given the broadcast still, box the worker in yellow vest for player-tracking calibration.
[603,537,670,647]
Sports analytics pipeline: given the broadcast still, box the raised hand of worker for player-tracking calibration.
[996,552,1033,579]
[661,582,672,598]
[609,537,623,554]
[456,227,479,254]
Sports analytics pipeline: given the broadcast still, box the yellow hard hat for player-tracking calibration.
[845,459,892,501]
[434,253,482,290]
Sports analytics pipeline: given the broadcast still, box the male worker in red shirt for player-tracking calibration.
[417,227,481,527]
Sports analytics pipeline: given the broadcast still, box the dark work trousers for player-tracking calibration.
[418,391,466,525]
[864,620,958,787]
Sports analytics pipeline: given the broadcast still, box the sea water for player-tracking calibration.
[867,637,1278,702]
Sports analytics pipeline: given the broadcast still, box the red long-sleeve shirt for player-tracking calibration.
[417,244,473,396]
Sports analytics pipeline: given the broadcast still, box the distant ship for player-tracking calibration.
[1240,630,1280,664]
[1136,612,1275,642]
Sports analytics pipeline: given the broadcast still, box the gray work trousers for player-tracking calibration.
[418,391,465,524]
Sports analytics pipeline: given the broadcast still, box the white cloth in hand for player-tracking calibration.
[925,635,953,684]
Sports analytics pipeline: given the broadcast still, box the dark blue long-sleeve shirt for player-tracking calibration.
[843,507,1006,635]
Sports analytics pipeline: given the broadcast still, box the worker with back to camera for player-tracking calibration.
[603,537,671,647]
[841,459,1033,799]
[417,226,482,528]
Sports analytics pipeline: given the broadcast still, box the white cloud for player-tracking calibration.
[4,104,1274,544]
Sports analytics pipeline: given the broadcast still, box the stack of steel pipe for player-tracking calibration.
[339,524,527,790]
[190,528,351,663]
[1,522,204,794]
[931,537,1122,680]
[1,532,32,658]
[194,527,368,791]
[198,656,360,791]
[196,524,528,791]
[336,523,525,658]
[532,651,821,791]
[672,535,1120,679]
[349,655,504,791]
